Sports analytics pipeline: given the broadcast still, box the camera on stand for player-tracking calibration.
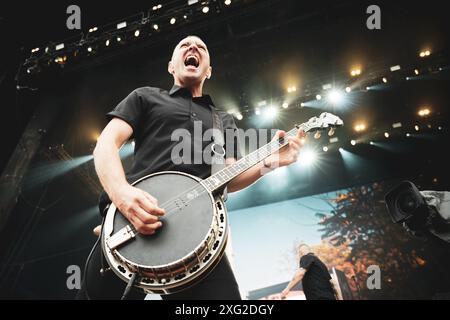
[385,181,450,244]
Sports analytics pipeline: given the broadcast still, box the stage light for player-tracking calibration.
[345,87,351,93]
[31,47,40,53]
[105,39,110,46]
[257,100,267,107]
[438,126,443,131]
[382,77,387,83]
[339,147,344,152]
[202,6,209,13]
[45,47,50,53]
[282,102,289,109]
[152,4,162,11]
[414,69,419,75]
[134,30,140,37]
[225,0,232,5]
[25,154,94,189]
[406,133,411,137]
[384,132,390,138]
[299,149,316,166]
[392,122,402,128]
[414,125,419,131]
[354,123,366,132]
[323,146,328,152]
[117,22,127,30]
[88,27,98,33]
[316,94,321,100]
[55,43,65,51]
[418,108,431,117]
[236,113,243,120]
[351,140,356,146]
[330,137,339,143]
[255,108,261,115]
[369,141,374,145]
[117,36,122,42]
[350,68,361,77]
[188,0,199,5]
[170,17,176,24]
[54,56,67,65]
[300,102,305,107]
[287,86,296,93]
[322,83,332,90]
[264,106,278,119]
[327,89,344,105]
[366,86,371,90]
[390,65,401,72]
[153,24,159,30]
[420,50,431,58]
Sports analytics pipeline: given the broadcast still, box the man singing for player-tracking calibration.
[77,35,304,299]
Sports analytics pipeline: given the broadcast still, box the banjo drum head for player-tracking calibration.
[112,172,215,267]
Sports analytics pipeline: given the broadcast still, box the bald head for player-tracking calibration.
[298,244,311,257]
[168,35,212,88]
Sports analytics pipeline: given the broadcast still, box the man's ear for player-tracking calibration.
[206,66,212,79]
[168,61,174,75]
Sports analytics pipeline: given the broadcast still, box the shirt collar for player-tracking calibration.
[169,84,215,108]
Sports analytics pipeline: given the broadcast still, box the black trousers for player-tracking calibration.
[76,238,241,300]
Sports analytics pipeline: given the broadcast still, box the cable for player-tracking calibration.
[121,273,139,300]
[82,214,106,300]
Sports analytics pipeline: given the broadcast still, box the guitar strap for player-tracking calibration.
[211,108,228,201]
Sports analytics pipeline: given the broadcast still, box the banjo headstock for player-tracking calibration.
[296,112,344,139]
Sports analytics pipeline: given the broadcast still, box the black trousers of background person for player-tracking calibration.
[76,238,242,300]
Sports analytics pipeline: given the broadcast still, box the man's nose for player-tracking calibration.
[187,43,199,51]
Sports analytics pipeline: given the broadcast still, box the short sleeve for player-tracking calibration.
[300,254,315,270]
[220,112,243,160]
[106,89,143,137]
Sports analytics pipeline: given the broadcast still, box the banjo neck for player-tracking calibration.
[201,123,307,193]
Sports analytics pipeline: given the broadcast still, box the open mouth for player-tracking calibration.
[184,55,199,68]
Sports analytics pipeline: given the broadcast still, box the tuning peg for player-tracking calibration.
[314,131,321,139]
[328,127,335,136]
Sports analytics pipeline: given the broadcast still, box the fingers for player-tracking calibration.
[129,214,163,235]
[133,207,159,224]
[137,195,165,216]
[296,129,306,139]
[273,130,286,141]
[143,191,158,205]
[288,137,301,153]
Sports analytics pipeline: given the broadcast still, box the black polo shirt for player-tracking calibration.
[300,253,336,300]
[98,85,241,214]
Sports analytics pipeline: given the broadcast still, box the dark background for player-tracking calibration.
[0,0,449,298]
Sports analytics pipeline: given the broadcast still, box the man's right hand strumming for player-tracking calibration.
[112,184,165,235]
[93,117,166,236]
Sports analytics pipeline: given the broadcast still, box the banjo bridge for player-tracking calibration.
[106,225,137,250]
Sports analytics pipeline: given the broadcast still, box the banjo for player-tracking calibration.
[101,112,343,295]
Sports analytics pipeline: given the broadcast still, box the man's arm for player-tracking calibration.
[330,277,343,300]
[226,130,304,193]
[94,118,165,235]
[280,268,306,299]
